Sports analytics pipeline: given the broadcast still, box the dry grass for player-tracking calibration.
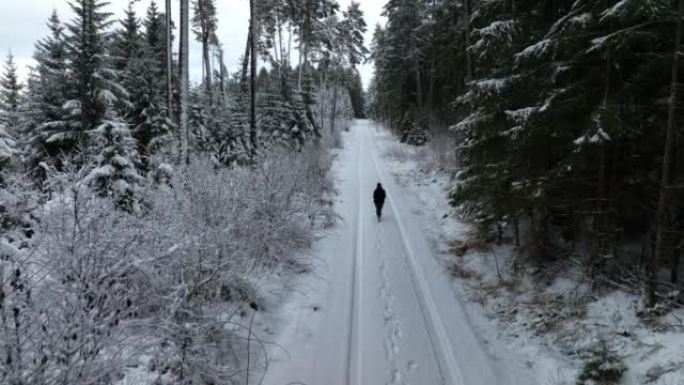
[449,235,490,257]
[425,129,458,171]
[448,262,483,281]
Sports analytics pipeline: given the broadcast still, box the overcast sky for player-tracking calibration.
[0,0,385,88]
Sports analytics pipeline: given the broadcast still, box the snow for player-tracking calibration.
[474,77,513,92]
[475,20,516,37]
[158,163,173,173]
[260,121,537,385]
[0,238,20,260]
[451,112,482,132]
[516,39,552,61]
[62,99,81,112]
[374,125,684,385]
[97,89,118,105]
[601,0,631,19]
[588,35,611,53]
[501,125,525,139]
[505,107,539,123]
[575,128,612,146]
[0,125,17,160]
[549,11,593,36]
[571,12,593,26]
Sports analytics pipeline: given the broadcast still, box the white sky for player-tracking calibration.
[0,0,386,88]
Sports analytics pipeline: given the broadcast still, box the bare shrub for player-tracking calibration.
[450,231,491,257]
[0,138,335,385]
[426,128,457,171]
[448,262,482,281]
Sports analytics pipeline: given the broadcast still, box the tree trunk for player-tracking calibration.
[249,0,258,152]
[165,0,173,121]
[298,4,312,93]
[592,47,612,276]
[203,37,212,100]
[428,61,435,123]
[287,23,293,67]
[179,0,190,164]
[330,81,339,132]
[195,0,212,100]
[241,30,251,95]
[672,244,680,283]
[651,0,684,307]
[464,0,473,82]
[277,8,285,75]
[218,47,226,103]
[415,61,423,111]
[429,0,436,122]
[320,68,327,131]
[297,35,305,92]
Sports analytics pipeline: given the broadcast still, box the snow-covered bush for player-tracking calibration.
[0,188,144,385]
[0,123,17,172]
[132,148,334,383]
[85,118,143,211]
[577,342,626,385]
[0,175,39,245]
[0,134,335,385]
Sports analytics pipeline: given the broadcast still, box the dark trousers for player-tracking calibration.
[375,202,384,218]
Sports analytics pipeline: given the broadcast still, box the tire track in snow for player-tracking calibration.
[376,223,408,385]
[345,128,364,385]
[369,132,467,385]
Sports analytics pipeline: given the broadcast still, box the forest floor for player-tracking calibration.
[256,120,539,385]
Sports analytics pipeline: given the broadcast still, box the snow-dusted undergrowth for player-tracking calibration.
[380,133,684,385]
[0,141,336,385]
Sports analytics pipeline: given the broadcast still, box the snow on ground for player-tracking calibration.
[258,121,538,385]
[375,127,684,385]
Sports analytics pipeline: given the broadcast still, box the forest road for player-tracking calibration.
[260,120,535,385]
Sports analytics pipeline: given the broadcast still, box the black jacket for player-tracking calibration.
[373,185,386,205]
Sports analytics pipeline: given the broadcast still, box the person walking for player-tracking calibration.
[373,183,387,222]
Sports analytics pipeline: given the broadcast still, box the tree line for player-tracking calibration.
[371,0,684,308]
[0,0,366,211]
[0,1,367,384]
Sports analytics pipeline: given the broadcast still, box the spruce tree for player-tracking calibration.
[0,123,17,184]
[85,115,143,211]
[119,2,173,171]
[26,10,69,179]
[60,0,129,158]
[145,1,170,92]
[112,1,142,73]
[0,53,24,131]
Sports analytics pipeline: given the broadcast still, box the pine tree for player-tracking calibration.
[25,10,68,180]
[0,123,17,184]
[0,53,24,131]
[258,72,297,145]
[372,0,429,129]
[59,0,129,160]
[192,0,218,99]
[112,1,142,73]
[119,2,173,171]
[165,0,174,120]
[180,0,190,164]
[340,2,368,68]
[328,2,367,131]
[250,0,259,152]
[85,115,143,211]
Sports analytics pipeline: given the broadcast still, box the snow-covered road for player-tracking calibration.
[261,121,536,385]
